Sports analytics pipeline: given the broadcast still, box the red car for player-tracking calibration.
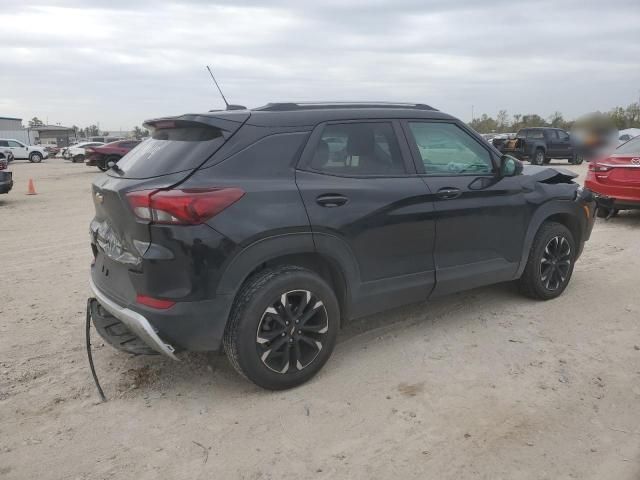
[85,140,141,171]
[586,135,640,218]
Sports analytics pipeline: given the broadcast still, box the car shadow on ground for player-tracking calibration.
[88,281,524,399]
[601,209,640,226]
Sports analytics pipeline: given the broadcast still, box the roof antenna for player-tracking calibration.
[206,65,246,111]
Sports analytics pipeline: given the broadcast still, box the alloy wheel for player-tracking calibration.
[256,290,328,374]
[539,235,571,291]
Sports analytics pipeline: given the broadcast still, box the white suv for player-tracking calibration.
[0,139,48,163]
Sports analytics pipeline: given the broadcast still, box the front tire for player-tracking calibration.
[224,266,339,390]
[29,152,43,163]
[518,222,576,300]
[532,149,545,166]
[72,154,85,163]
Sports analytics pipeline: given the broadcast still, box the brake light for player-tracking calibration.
[588,163,612,172]
[126,188,244,225]
[136,294,176,309]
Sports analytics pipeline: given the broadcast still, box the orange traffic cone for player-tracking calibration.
[26,178,37,195]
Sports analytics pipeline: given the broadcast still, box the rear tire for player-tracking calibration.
[101,155,120,171]
[72,154,85,163]
[518,222,576,300]
[596,206,618,219]
[570,153,584,165]
[224,266,339,390]
[532,149,545,166]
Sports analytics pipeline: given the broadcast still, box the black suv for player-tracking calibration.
[88,102,595,390]
[494,127,583,165]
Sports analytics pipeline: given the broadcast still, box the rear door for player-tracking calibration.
[296,120,436,316]
[545,130,561,157]
[555,130,572,158]
[402,120,528,296]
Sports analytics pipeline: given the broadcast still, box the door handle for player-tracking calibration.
[435,187,462,200]
[316,194,348,207]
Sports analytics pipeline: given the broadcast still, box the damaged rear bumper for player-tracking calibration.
[89,278,179,360]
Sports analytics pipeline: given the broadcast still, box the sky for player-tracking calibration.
[1,0,639,130]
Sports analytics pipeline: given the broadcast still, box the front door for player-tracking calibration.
[402,120,529,296]
[296,120,436,317]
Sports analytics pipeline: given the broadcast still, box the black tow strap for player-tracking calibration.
[86,298,107,402]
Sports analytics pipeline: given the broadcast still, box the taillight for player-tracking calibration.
[588,163,611,172]
[126,188,244,225]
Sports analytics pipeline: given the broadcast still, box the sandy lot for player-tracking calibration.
[0,158,639,480]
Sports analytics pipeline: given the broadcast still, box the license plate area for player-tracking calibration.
[92,252,137,305]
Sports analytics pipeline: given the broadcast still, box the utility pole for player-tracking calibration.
[471,105,474,122]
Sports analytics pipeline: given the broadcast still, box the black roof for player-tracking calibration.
[146,102,456,130]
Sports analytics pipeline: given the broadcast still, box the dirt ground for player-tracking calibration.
[0,158,639,480]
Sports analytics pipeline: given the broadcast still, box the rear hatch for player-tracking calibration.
[90,112,249,303]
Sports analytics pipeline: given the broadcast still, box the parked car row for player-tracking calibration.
[62,142,106,162]
[85,140,141,171]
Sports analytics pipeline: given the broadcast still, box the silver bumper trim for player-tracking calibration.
[89,278,178,360]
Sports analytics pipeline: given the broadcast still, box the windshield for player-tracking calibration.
[616,136,640,155]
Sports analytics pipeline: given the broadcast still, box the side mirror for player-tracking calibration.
[499,155,523,177]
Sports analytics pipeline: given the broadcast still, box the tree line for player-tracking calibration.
[469,102,640,134]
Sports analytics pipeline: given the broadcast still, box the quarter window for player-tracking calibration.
[407,122,493,175]
[309,122,405,176]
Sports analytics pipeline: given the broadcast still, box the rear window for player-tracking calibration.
[114,121,225,179]
[616,136,640,155]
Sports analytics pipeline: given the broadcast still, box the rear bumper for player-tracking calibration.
[90,268,234,355]
[90,277,179,360]
[585,179,640,206]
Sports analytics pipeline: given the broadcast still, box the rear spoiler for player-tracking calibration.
[143,112,251,139]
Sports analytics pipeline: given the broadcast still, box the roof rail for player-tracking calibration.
[255,102,437,112]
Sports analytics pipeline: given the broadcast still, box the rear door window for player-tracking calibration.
[307,122,406,176]
[114,120,227,179]
[527,130,545,140]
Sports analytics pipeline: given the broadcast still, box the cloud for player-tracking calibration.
[1,0,639,128]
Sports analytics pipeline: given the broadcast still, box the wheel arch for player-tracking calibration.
[217,233,359,322]
[516,200,584,277]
